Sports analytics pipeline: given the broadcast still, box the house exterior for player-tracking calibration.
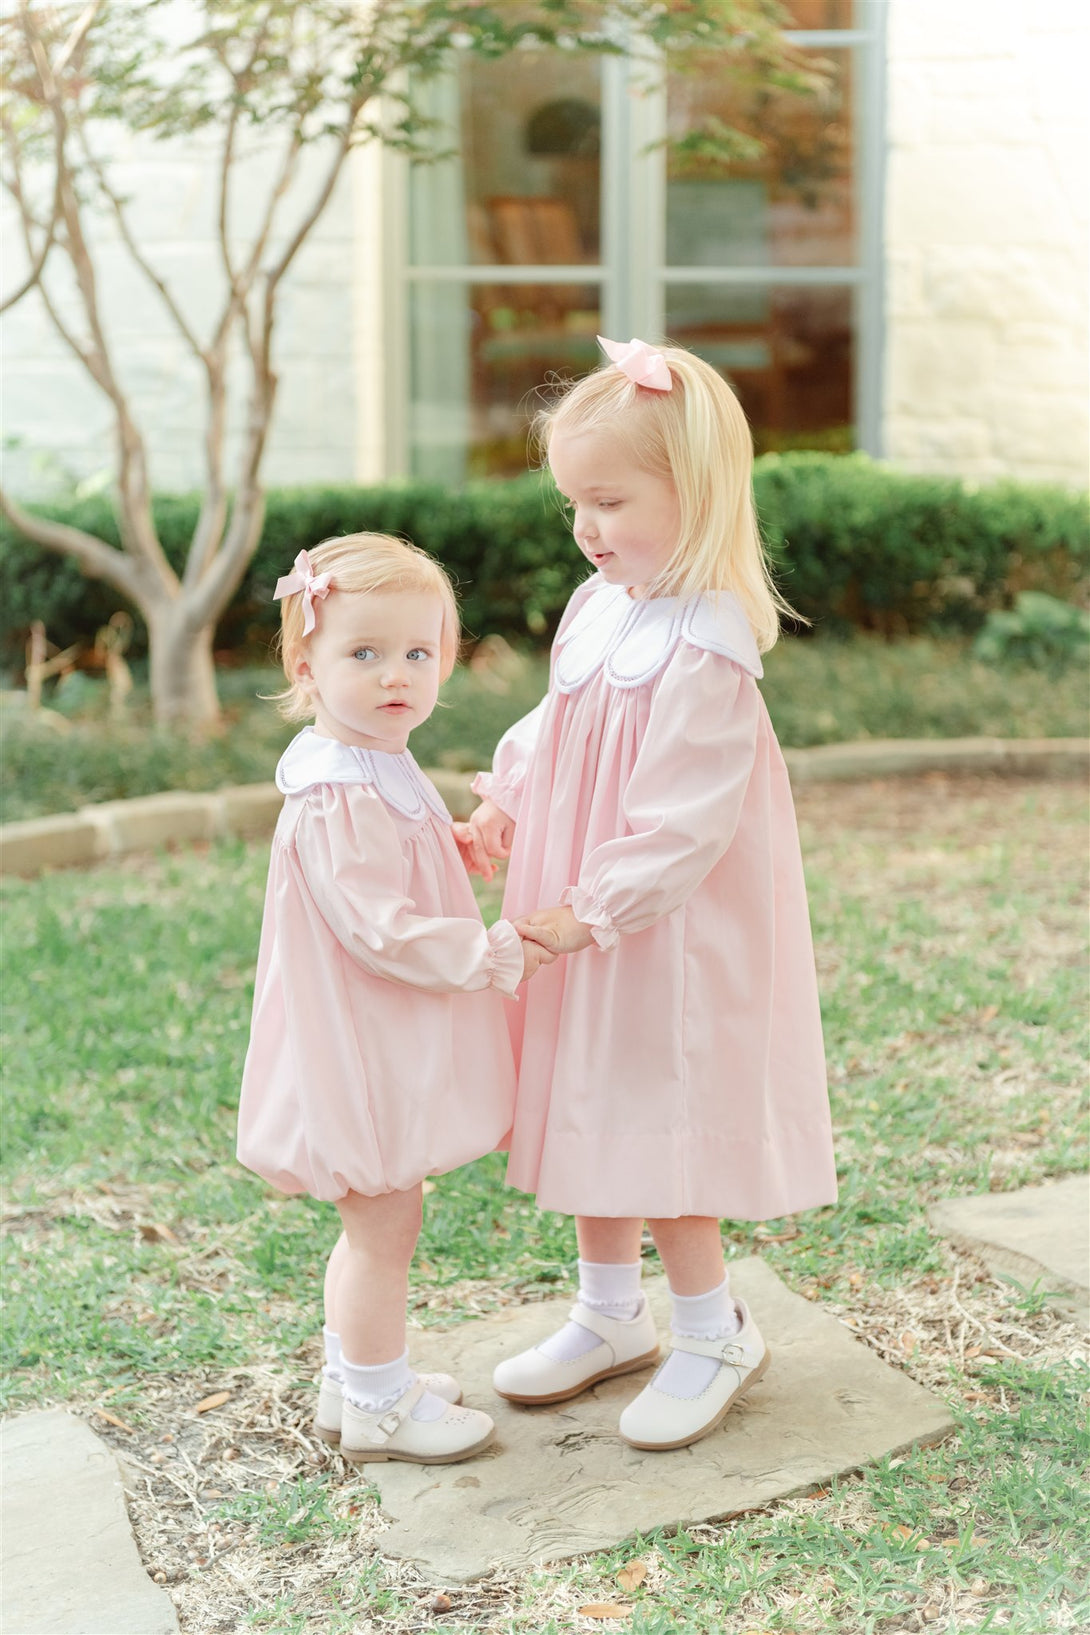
[2,0,1087,498]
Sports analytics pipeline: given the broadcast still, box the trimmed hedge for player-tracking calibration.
[1,454,1086,667]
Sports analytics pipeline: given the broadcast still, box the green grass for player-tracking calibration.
[1,777,1086,1631]
[2,632,1086,822]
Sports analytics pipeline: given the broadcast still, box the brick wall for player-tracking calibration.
[1,131,358,497]
[884,0,1089,486]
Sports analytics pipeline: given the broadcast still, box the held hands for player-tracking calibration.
[518,935,557,984]
[515,905,596,956]
[455,798,517,882]
[513,905,596,984]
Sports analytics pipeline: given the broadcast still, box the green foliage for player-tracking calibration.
[2,459,1087,670]
[755,453,1090,635]
[972,591,1090,673]
[4,635,1088,824]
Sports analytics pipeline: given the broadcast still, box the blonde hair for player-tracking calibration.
[276,532,460,721]
[533,344,796,652]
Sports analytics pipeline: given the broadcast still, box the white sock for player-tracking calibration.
[653,1278,742,1399]
[322,1325,342,1382]
[340,1349,446,1422]
[577,1260,643,1319]
[670,1277,740,1340]
[537,1260,643,1363]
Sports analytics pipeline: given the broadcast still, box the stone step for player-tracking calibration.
[2,739,1087,878]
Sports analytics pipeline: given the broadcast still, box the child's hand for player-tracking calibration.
[519,934,558,983]
[514,905,596,956]
[468,799,516,863]
[452,821,496,881]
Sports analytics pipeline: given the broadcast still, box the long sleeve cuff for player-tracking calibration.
[560,885,619,951]
[471,771,521,821]
[486,919,525,996]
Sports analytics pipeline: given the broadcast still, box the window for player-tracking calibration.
[394,2,883,479]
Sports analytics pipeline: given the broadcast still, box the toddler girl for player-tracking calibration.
[237,533,552,1465]
[466,338,837,1452]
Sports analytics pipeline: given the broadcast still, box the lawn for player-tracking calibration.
[2,774,1086,1633]
[2,632,1087,823]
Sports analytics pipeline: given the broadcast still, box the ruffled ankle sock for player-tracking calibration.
[340,1348,446,1422]
[537,1260,643,1363]
[654,1277,742,1399]
[322,1325,342,1384]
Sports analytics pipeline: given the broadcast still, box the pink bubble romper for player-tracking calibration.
[238,730,522,1202]
[474,576,837,1221]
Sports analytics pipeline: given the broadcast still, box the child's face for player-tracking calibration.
[549,428,681,598]
[293,588,444,752]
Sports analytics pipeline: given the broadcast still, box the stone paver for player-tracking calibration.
[373,1258,954,1582]
[930,1175,1089,1323]
[2,738,1086,877]
[1,1410,178,1635]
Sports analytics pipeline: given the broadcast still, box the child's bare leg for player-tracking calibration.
[323,1230,350,1330]
[333,1185,422,1365]
[619,1214,768,1447]
[636,1213,745,1406]
[575,1216,643,1264]
[330,1187,494,1462]
[646,1215,726,1295]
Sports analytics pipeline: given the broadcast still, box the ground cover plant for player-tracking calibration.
[4,463,1087,674]
[3,633,1088,824]
[2,775,1086,1633]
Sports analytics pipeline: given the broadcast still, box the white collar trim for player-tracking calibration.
[275,729,451,823]
[554,577,763,693]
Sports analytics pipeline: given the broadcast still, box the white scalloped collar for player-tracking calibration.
[275,729,451,823]
[554,578,763,694]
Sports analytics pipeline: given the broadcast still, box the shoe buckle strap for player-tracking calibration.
[359,1378,426,1445]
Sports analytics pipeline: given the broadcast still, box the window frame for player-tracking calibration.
[383,0,886,476]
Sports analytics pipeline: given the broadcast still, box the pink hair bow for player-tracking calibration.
[597,335,673,392]
[273,550,334,636]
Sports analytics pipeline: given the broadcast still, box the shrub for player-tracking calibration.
[1,457,1086,669]
[972,592,1090,673]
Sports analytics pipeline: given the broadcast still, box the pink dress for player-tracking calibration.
[475,577,837,1221]
[238,730,522,1201]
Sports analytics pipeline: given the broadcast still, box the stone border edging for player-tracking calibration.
[2,738,1086,879]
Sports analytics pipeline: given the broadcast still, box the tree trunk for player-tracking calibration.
[146,607,221,731]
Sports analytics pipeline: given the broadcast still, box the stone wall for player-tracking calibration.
[4,10,1087,498]
[884,0,1090,486]
[1,130,358,498]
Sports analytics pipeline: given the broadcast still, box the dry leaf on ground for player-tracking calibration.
[193,1390,231,1414]
[93,1407,134,1433]
[578,1604,632,1621]
[616,1561,648,1592]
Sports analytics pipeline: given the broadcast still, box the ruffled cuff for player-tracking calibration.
[560,885,619,951]
[471,771,521,821]
[486,919,525,997]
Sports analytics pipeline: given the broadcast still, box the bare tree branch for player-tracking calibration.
[75,123,203,359]
[0,186,59,313]
[53,0,104,75]
[19,3,174,589]
[0,485,139,601]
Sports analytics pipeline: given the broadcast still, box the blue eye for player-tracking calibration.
[407,648,432,662]
[352,646,377,661]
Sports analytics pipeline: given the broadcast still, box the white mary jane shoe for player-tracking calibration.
[340,1379,494,1465]
[315,1368,461,1446]
[618,1299,770,1451]
[492,1300,660,1405]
